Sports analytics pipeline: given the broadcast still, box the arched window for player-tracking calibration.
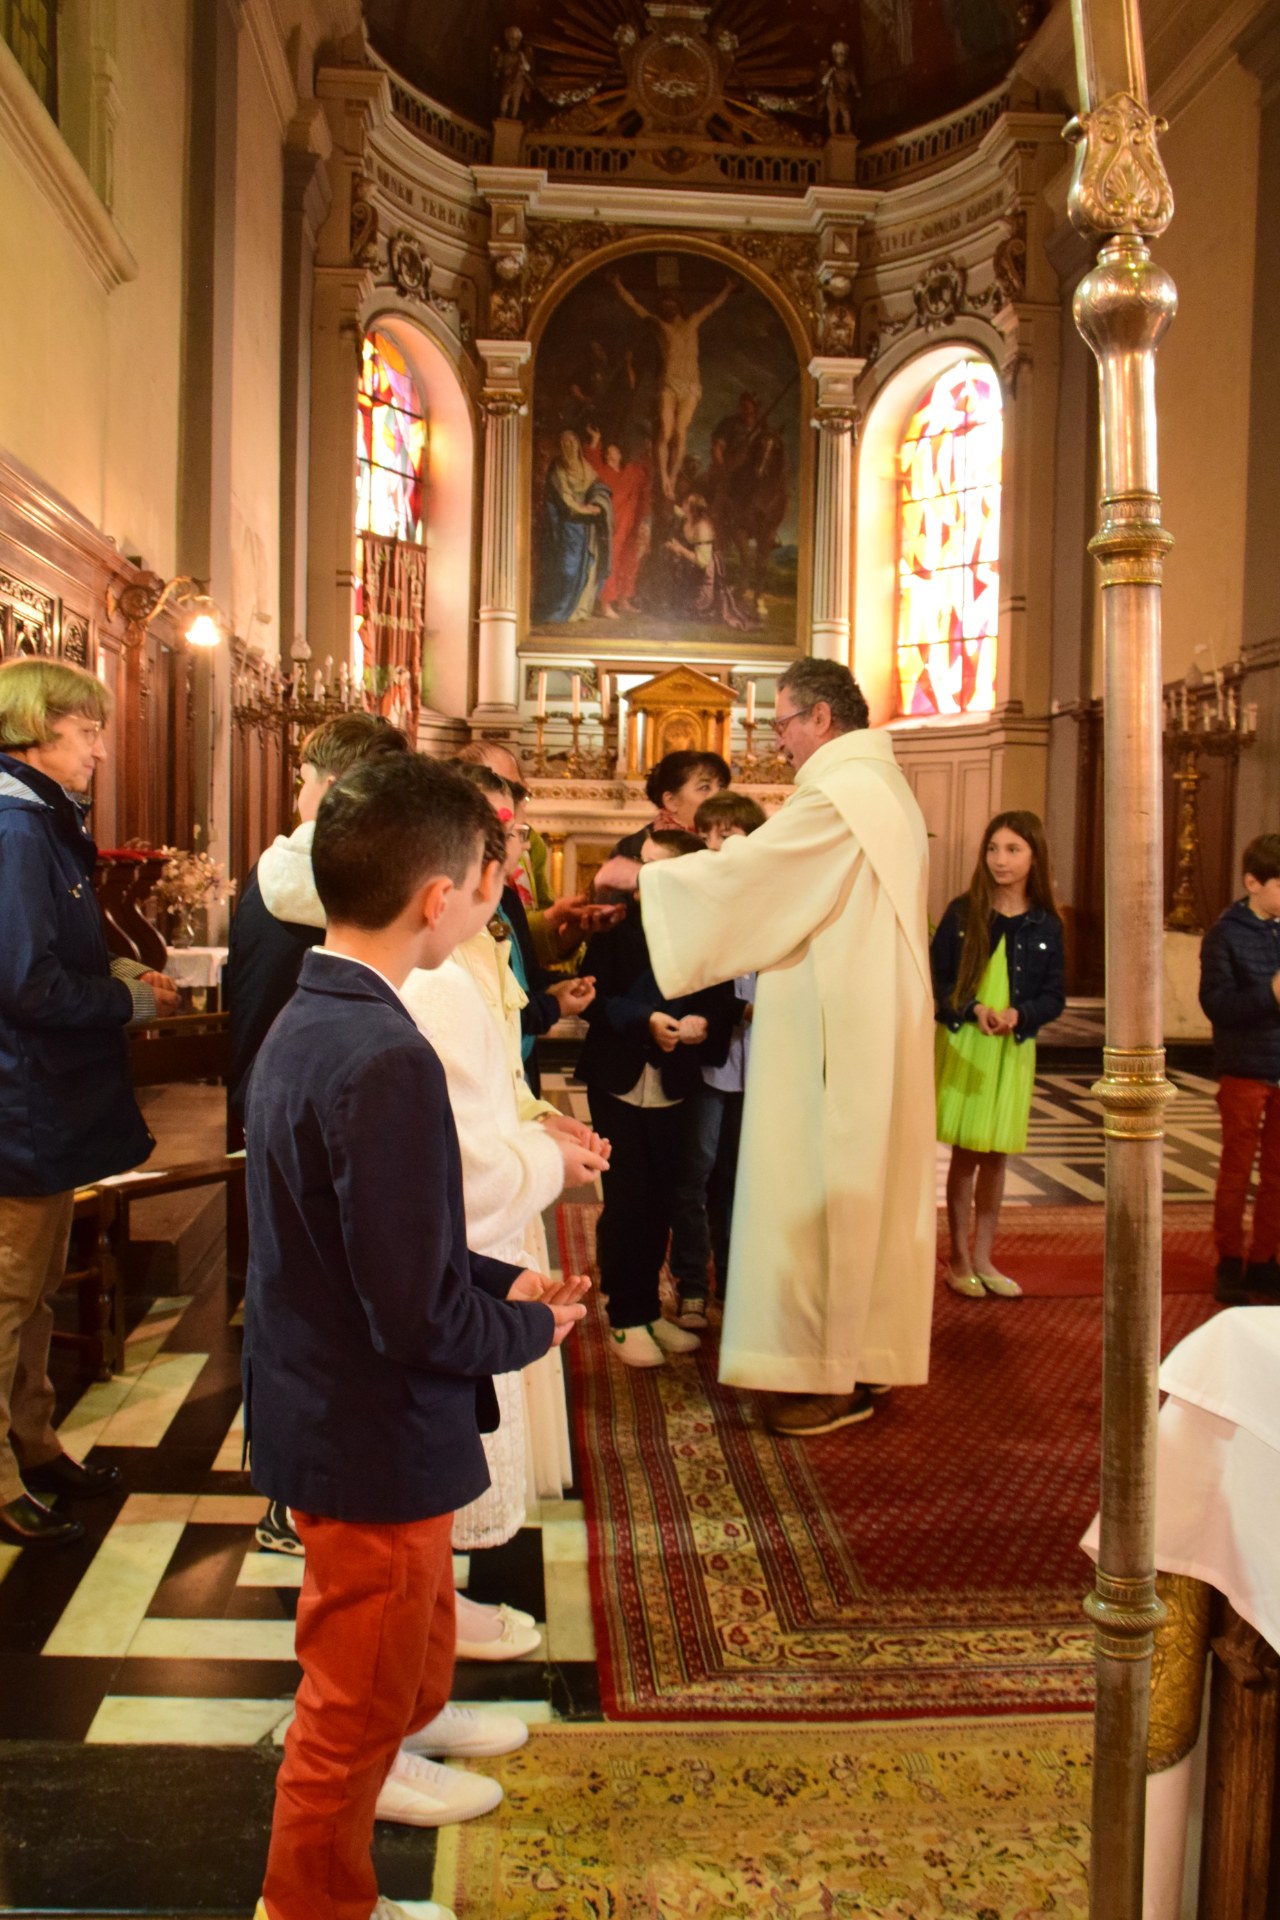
[896,357,1002,718]
[354,331,428,721]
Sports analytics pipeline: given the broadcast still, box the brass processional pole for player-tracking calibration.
[1065,2,1178,1913]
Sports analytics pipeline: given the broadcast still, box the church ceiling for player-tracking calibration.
[362,0,1043,150]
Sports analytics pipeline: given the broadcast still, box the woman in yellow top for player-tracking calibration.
[931,811,1066,1300]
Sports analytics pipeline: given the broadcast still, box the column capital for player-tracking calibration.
[808,355,866,422]
[477,338,533,410]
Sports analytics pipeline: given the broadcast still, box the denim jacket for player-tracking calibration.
[930,897,1066,1045]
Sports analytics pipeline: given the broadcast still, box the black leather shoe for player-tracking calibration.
[1244,1259,1280,1301]
[1214,1256,1248,1305]
[23,1453,122,1500]
[0,1493,85,1547]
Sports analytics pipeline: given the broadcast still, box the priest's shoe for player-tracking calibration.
[1214,1256,1248,1304]
[0,1492,85,1547]
[24,1453,121,1500]
[374,1751,503,1827]
[765,1388,875,1437]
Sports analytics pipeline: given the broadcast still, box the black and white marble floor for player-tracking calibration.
[0,1045,1227,1913]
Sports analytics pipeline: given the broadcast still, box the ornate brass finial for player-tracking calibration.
[1065,92,1174,240]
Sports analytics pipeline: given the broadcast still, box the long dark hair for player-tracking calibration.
[952,810,1060,1009]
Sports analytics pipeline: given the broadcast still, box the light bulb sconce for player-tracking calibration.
[106,575,229,652]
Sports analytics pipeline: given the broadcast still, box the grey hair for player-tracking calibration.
[775,659,869,733]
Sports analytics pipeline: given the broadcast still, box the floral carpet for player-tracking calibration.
[559,1203,1216,1721]
[436,1717,1092,1918]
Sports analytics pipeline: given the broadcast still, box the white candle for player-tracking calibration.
[536,670,547,718]
[571,673,582,720]
[1246,700,1259,733]
[745,680,756,725]
[600,673,611,722]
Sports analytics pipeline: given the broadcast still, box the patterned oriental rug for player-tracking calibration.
[435,1717,1092,1918]
[558,1203,1216,1722]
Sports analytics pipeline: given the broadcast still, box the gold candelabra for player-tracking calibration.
[1162,666,1256,935]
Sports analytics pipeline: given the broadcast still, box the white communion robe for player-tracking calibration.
[638,727,936,1396]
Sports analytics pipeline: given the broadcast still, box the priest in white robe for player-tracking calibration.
[598,659,936,1437]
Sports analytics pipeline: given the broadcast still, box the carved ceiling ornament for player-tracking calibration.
[1065,92,1174,241]
[387,230,432,302]
[538,1,811,147]
[350,174,379,269]
[863,209,1025,364]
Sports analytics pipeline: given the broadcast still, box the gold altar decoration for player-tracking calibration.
[1147,1572,1212,1774]
[1162,664,1257,935]
[623,664,735,777]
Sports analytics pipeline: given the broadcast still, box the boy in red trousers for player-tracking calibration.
[243,756,588,1920]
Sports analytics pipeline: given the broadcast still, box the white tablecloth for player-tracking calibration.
[164,945,228,990]
[1083,1306,1280,1919]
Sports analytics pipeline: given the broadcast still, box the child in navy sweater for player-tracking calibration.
[1198,832,1280,1303]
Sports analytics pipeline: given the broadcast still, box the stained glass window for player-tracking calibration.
[355,333,428,680]
[896,358,1002,718]
[356,332,427,543]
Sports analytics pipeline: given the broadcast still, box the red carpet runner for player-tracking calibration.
[559,1203,1217,1722]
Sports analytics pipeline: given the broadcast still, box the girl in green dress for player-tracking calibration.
[930,812,1066,1300]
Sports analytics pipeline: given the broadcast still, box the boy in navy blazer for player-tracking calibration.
[243,756,588,1920]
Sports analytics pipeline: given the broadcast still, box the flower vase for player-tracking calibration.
[170,905,199,949]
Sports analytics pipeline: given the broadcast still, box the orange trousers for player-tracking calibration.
[262,1508,456,1920]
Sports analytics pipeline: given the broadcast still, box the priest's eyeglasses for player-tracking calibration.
[506,822,532,845]
[772,708,809,739]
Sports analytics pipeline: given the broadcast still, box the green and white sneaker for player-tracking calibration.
[608,1325,665,1368]
[648,1318,701,1355]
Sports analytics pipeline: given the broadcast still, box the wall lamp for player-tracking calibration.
[106,575,228,652]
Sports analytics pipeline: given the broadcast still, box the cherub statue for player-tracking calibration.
[818,41,860,136]
[493,25,534,121]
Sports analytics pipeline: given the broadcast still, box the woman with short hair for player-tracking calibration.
[612,748,730,860]
[0,657,176,1547]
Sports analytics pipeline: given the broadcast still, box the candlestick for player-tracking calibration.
[745,680,756,725]
[571,673,582,721]
[567,712,583,776]
[536,670,547,719]
[741,716,758,774]
[533,713,547,775]
[1179,686,1188,731]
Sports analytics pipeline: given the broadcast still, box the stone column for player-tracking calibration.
[809,356,862,663]
[308,65,387,673]
[179,0,239,924]
[279,104,332,668]
[1235,10,1280,853]
[473,339,531,727]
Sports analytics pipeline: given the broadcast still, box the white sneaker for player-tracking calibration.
[371,1898,455,1920]
[608,1324,665,1367]
[454,1604,543,1662]
[373,1751,503,1828]
[976,1267,1023,1298]
[648,1317,701,1354]
[401,1703,529,1759]
[371,1899,456,1920]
